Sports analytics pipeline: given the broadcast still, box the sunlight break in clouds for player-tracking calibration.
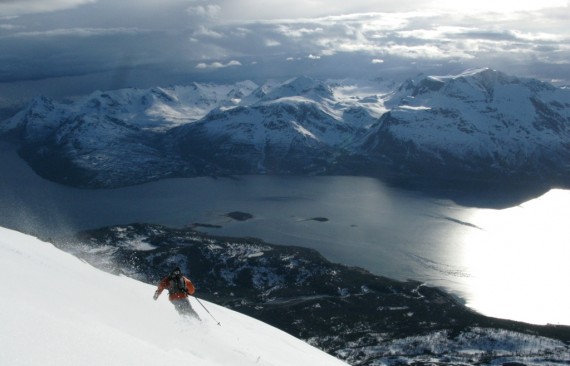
[214,0,569,21]
[433,0,568,12]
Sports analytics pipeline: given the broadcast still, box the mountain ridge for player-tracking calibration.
[361,69,570,186]
[2,69,569,191]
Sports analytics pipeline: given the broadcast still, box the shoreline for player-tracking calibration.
[1,141,569,326]
[55,222,570,365]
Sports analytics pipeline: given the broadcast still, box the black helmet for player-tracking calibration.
[170,267,182,277]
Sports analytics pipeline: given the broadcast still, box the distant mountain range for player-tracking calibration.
[2,68,570,190]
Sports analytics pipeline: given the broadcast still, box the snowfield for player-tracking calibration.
[0,226,348,366]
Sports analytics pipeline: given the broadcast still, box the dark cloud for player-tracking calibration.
[0,0,569,105]
[0,29,192,81]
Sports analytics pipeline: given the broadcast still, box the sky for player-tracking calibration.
[0,0,569,103]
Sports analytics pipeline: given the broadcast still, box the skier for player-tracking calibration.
[153,266,200,319]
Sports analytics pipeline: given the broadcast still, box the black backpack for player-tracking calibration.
[168,275,187,295]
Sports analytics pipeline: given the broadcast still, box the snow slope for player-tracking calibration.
[0,227,348,366]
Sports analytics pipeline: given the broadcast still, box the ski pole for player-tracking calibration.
[193,296,221,326]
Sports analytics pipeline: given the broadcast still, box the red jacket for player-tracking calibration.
[155,275,196,301]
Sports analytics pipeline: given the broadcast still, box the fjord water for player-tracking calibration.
[1,142,568,326]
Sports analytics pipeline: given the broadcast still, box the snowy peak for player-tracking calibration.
[147,86,179,103]
[87,82,259,129]
[397,68,556,102]
[5,82,260,135]
[388,68,569,124]
[197,98,348,145]
[259,75,335,103]
[2,95,65,141]
[440,69,523,102]
[170,97,353,176]
[397,68,502,99]
[447,67,514,85]
[364,69,570,183]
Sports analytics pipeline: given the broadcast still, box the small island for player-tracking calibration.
[225,211,254,221]
[297,217,329,222]
[308,217,328,222]
[188,223,223,229]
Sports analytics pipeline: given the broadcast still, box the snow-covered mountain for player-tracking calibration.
[166,76,381,176]
[0,76,381,186]
[0,81,260,186]
[168,98,359,176]
[362,68,570,184]
[2,69,570,189]
[0,226,348,366]
[4,81,258,133]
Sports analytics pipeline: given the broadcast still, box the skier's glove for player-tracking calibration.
[153,291,159,300]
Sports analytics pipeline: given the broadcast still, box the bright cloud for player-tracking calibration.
[431,0,568,12]
[187,4,222,19]
[195,60,242,69]
[214,0,569,21]
[193,26,225,39]
[265,39,281,47]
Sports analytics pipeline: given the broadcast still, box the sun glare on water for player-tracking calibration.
[460,189,570,325]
